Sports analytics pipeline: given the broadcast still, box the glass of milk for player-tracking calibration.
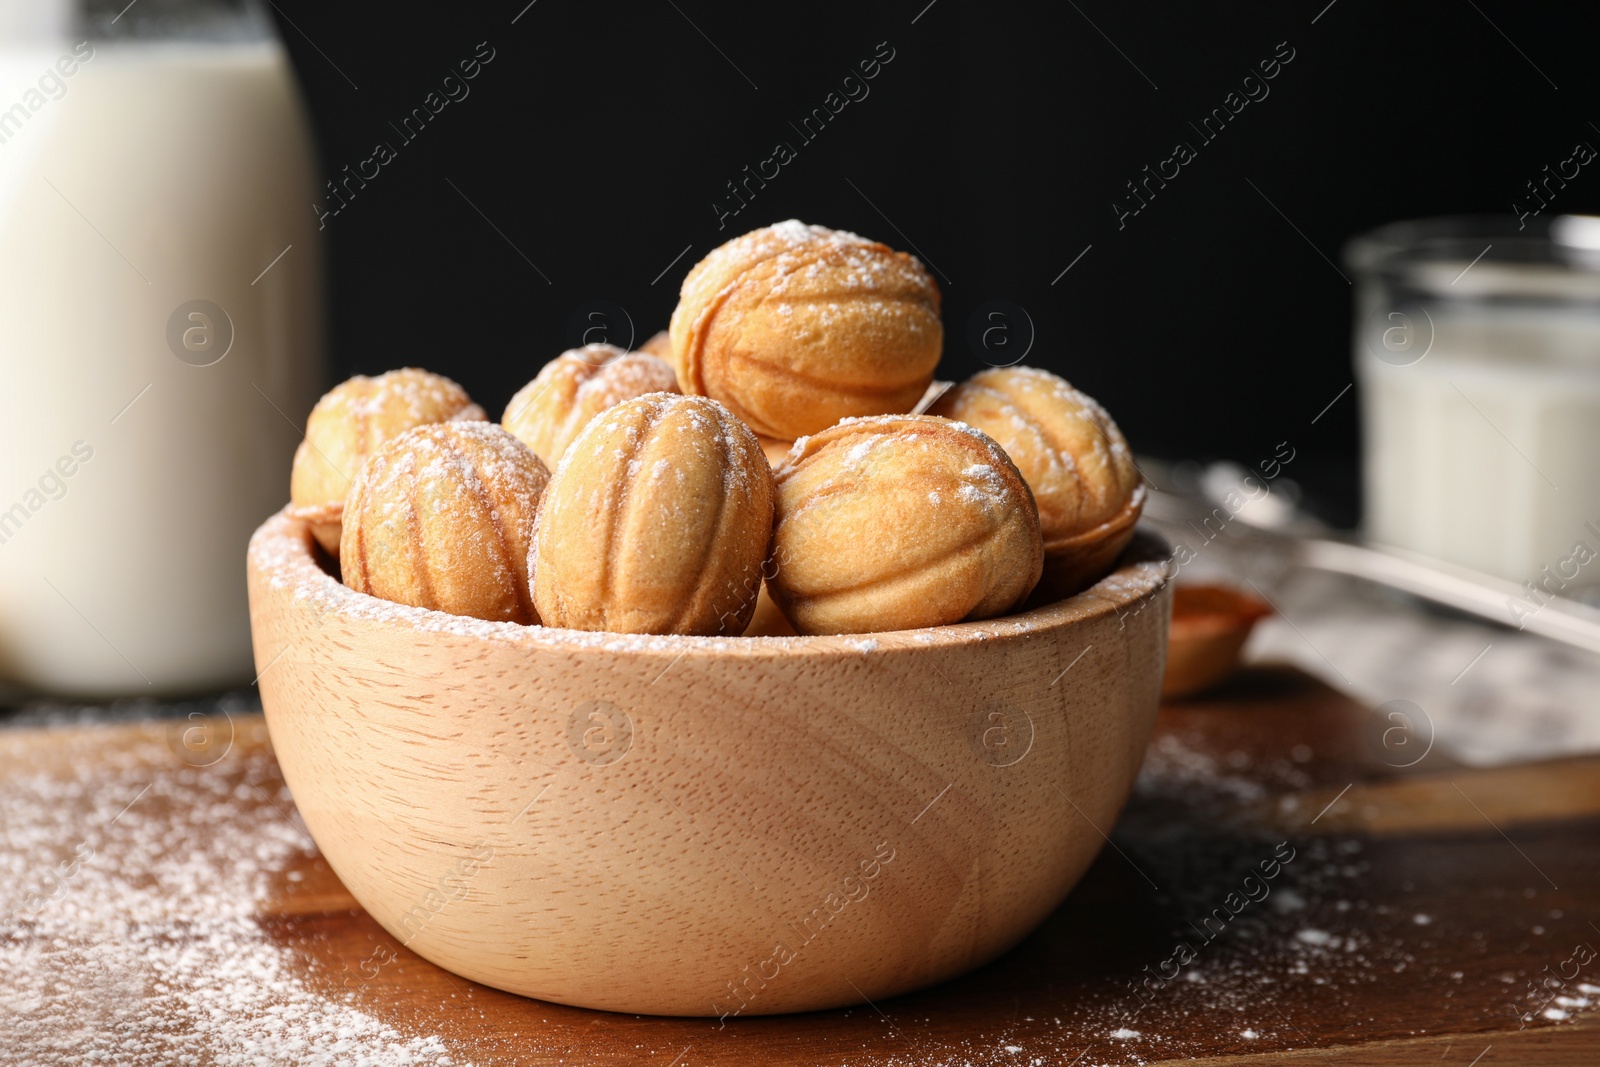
[1348,216,1600,604]
[0,0,324,696]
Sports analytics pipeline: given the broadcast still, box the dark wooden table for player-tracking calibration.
[3,667,1597,1064]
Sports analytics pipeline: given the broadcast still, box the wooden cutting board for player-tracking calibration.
[2,666,1597,1065]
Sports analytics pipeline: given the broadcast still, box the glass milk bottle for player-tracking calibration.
[1348,216,1600,605]
[0,0,324,696]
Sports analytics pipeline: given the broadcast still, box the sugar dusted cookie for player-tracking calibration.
[532,393,774,636]
[340,421,548,624]
[290,369,485,554]
[669,221,943,440]
[501,344,678,466]
[930,367,1143,598]
[768,414,1042,635]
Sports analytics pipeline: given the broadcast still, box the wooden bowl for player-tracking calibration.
[246,508,1171,1017]
[1161,583,1273,700]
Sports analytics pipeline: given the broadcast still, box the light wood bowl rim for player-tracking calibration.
[251,506,1170,657]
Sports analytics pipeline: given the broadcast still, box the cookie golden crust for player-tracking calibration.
[929,366,1144,599]
[768,414,1043,635]
[928,367,1140,550]
[532,393,775,636]
[637,330,672,358]
[340,421,549,625]
[501,345,678,467]
[290,369,485,554]
[757,435,794,469]
[668,220,943,440]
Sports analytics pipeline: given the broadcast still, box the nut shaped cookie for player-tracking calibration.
[533,394,774,636]
[669,220,943,440]
[501,344,678,466]
[769,415,1043,635]
[757,435,793,469]
[637,331,672,358]
[290,369,485,554]
[929,367,1143,598]
[340,421,549,624]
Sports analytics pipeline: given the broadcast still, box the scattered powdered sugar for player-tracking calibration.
[810,417,1019,502]
[1138,732,1270,805]
[768,217,861,247]
[683,220,933,313]
[0,729,474,1066]
[846,435,886,466]
[1270,887,1308,914]
[335,368,477,426]
[955,367,1137,513]
[956,462,1011,509]
[935,417,1001,447]
[557,392,759,495]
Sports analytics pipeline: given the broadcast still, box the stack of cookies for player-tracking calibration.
[286,221,1144,637]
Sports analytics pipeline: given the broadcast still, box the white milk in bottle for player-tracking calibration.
[1350,216,1600,602]
[0,0,324,696]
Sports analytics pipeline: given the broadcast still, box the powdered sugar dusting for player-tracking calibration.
[939,366,1140,535]
[331,368,479,427]
[0,727,475,1066]
[502,348,679,466]
[677,219,937,321]
[551,392,764,508]
[341,420,546,623]
[295,369,484,506]
[696,220,892,288]
[791,416,1024,519]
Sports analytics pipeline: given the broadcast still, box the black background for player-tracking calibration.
[267,0,1600,528]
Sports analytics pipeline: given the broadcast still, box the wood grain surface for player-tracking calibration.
[3,666,1598,1065]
